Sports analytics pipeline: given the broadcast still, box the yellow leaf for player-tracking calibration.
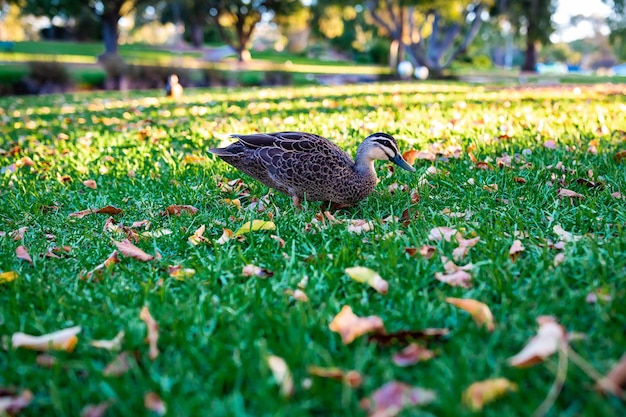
[0,271,18,283]
[344,266,388,294]
[446,298,495,331]
[233,220,276,236]
[463,378,518,411]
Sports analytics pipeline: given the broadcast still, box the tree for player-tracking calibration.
[157,0,211,48]
[207,0,302,62]
[363,0,491,78]
[603,0,626,60]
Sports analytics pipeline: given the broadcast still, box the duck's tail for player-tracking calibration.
[208,147,234,157]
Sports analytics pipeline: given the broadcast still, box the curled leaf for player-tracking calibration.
[139,306,159,360]
[83,180,97,189]
[90,330,125,351]
[428,227,457,242]
[114,239,154,262]
[553,224,582,243]
[16,246,33,264]
[329,306,385,344]
[234,220,276,236]
[216,228,233,245]
[446,298,495,331]
[360,381,436,417]
[12,326,81,352]
[435,270,472,288]
[463,378,518,411]
[508,239,525,261]
[81,400,113,417]
[268,355,294,397]
[82,251,120,281]
[508,316,567,367]
[188,225,209,245]
[345,266,388,294]
[308,366,362,388]
[392,343,435,367]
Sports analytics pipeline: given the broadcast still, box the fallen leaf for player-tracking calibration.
[513,176,527,184]
[83,180,97,189]
[233,219,276,236]
[114,239,154,261]
[167,265,196,280]
[268,355,294,397]
[597,353,626,397]
[36,353,57,368]
[345,266,388,294]
[12,326,81,352]
[132,220,151,230]
[69,206,122,218]
[308,366,362,388]
[139,306,159,360]
[11,226,28,240]
[368,328,449,345]
[558,188,584,199]
[69,208,95,219]
[543,140,557,149]
[615,150,626,163]
[285,288,309,302]
[508,316,567,367]
[347,219,374,234]
[82,251,120,281]
[90,331,125,351]
[553,224,582,243]
[242,264,273,279]
[553,253,566,267]
[463,378,518,411]
[144,392,166,416]
[446,298,495,331]
[329,306,385,344]
[611,192,624,200]
[216,228,233,245]
[103,351,131,377]
[0,389,33,415]
[188,225,209,245]
[401,149,420,165]
[161,205,198,216]
[428,227,458,242]
[0,271,18,284]
[508,239,525,261]
[435,270,472,288]
[16,246,33,264]
[360,381,436,417]
[483,183,498,192]
[81,400,113,417]
[392,343,435,367]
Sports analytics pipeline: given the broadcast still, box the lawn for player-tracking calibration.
[1,81,625,417]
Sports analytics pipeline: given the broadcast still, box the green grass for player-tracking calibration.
[1,82,625,416]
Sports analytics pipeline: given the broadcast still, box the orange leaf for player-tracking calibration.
[329,306,385,344]
[308,366,362,387]
[401,150,420,165]
[11,226,28,240]
[508,316,567,367]
[463,378,517,411]
[188,225,209,245]
[139,306,159,360]
[83,179,97,189]
[114,239,154,261]
[446,297,495,331]
[615,150,626,163]
[16,246,32,264]
[392,343,435,366]
[161,205,198,216]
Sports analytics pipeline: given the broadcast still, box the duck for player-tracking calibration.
[165,74,183,98]
[209,131,415,208]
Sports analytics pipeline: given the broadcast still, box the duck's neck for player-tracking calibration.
[354,147,377,178]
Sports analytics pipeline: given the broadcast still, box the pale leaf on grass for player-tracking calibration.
[435,270,472,288]
[83,179,97,189]
[188,224,209,245]
[543,139,557,149]
[428,227,458,242]
[114,239,154,262]
[508,316,567,367]
[392,343,435,367]
[216,228,233,245]
[553,253,566,267]
[103,351,131,377]
[81,400,113,417]
[234,220,276,236]
[0,271,18,284]
[553,224,582,243]
[597,353,626,397]
[242,264,273,279]
[0,389,33,415]
[463,378,518,411]
[419,245,436,259]
[284,289,309,302]
[329,306,385,344]
[446,298,495,331]
[508,239,525,261]
[90,331,125,351]
[268,355,294,397]
[558,188,584,199]
[308,366,362,388]
[12,326,81,352]
[11,226,28,240]
[82,251,120,281]
[347,220,374,234]
[360,381,436,417]
[16,246,33,264]
[144,392,166,416]
[140,306,159,360]
[345,266,388,294]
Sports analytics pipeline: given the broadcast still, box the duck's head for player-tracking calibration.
[358,132,416,172]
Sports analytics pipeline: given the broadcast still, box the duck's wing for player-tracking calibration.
[232,132,336,153]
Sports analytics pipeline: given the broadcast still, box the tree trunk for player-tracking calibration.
[102,14,119,56]
[522,40,537,72]
[191,22,203,48]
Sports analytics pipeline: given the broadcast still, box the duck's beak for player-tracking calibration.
[392,153,416,172]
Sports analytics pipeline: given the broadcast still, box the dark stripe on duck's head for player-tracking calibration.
[367,133,399,153]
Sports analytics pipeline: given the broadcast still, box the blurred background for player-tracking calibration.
[0,0,624,95]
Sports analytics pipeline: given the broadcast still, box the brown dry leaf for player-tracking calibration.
[508,316,567,367]
[268,355,294,397]
[428,227,458,242]
[446,298,495,331]
[144,392,166,416]
[543,139,557,149]
[508,239,525,261]
[242,264,273,279]
[483,183,498,192]
[81,400,113,417]
[360,381,436,417]
[513,176,527,184]
[435,270,472,288]
[12,326,81,352]
[558,188,584,199]
[103,351,131,377]
[69,208,95,219]
[94,206,122,215]
[16,246,33,264]
[392,343,435,367]
[167,265,196,280]
[368,328,449,345]
[188,225,209,245]
[83,180,97,189]
[329,306,385,344]
[347,219,374,234]
[114,239,154,262]
[597,353,626,397]
[161,205,198,216]
[82,251,120,281]
[553,224,582,243]
[140,306,159,360]
[615,150,626,163]
[463,378,518,411]
[0,389,33,415]
[216,228,233,245]
[11,226,28,240]
[90,330,125,351]
[0,271,18,284]
[345,266,388,294]
[308,366,362,388]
